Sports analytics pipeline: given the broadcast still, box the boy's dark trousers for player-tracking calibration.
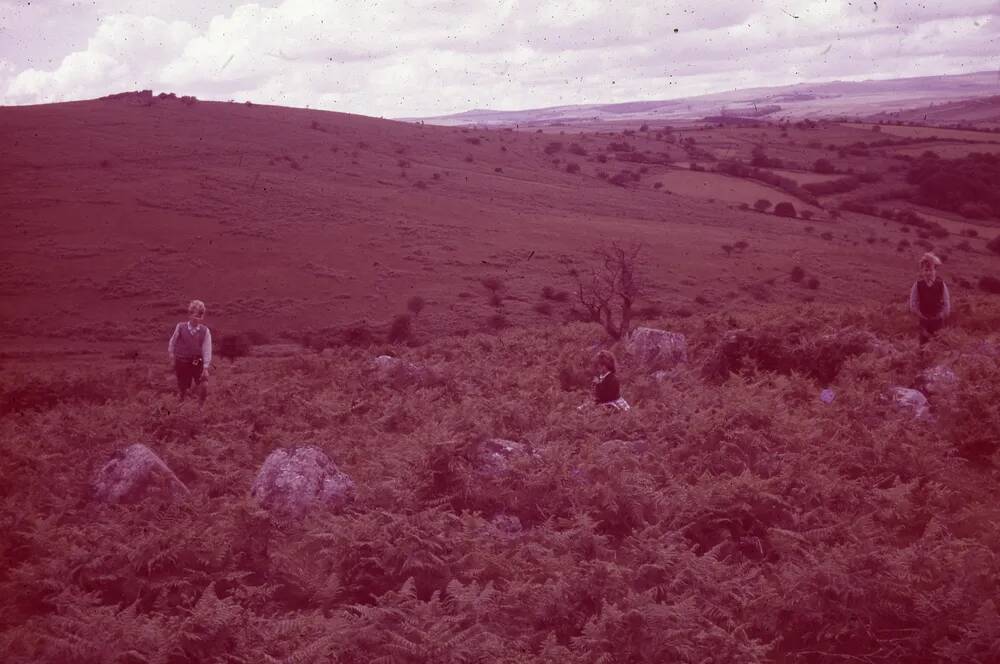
[175,357,205,399]
[919,317,943,345]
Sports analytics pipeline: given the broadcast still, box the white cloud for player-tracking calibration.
[2,0,998,114]
[5,14,196,103]
[8,51,126,103]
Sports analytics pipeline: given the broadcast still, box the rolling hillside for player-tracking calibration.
[1,92,998,361]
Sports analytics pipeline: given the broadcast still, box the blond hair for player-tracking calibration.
[919,252,941,267]
[188,299,206,316]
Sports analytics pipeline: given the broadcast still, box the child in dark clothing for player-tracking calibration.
[909,253,951,346]
[592,350,630,412]
[167,299,213,402]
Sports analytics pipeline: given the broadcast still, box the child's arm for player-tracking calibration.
[941,282,951,319]
[167,323,180,361]
[202,328,213,370]
[908,282,921,317]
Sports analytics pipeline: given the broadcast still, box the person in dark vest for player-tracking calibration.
[168,299,213,402]
[592,350,630,412]
[909,253,950,346]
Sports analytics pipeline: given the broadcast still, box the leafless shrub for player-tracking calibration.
[572,242,645,340]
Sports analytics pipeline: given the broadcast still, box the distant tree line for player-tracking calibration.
[906,152,1000,220]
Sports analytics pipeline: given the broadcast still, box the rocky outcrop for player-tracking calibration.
[624,327,688,371]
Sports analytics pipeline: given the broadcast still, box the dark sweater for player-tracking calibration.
[916,277,944,318]
[594,372,621,404]
[909,277,950,319]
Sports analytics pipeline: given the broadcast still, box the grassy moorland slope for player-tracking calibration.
[1,298,998,663]
[3,93,998,360]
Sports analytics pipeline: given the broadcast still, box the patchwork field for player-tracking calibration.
[843,122,1000,142]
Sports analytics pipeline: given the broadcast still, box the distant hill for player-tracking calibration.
[408,71,1000,127]
[866,94,1000,129]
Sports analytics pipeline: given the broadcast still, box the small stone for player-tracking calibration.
[476,438,527,476]
[890,387,929,419]
[919,366,958,395]
[491,514,522,535]
[599,439,649,455]
[371,355,440,389]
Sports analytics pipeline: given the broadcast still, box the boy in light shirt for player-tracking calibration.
[908,253,951,346]
[167,299,212,402]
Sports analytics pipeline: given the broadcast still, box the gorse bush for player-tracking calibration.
[2,302,999,663]
[543,141,563,155]
[407,296,426,316]
[217,332,252,359]
[813,157,836,174]
[388,313,413,343]
[803,175,859,196]
[773,201,797,218]
[979,276,1000,295]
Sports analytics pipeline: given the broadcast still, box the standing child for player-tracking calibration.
[168,299,212,402]
[909,253,951,346]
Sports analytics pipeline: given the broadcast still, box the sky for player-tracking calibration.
[0,0,998,117]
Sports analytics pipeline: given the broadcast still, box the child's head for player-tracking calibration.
[919,253,941,280]
[187,299,206,323]
[594,350,617,374]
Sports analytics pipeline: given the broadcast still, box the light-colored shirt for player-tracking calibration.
[908,279,950,319]
[167,322,213,369]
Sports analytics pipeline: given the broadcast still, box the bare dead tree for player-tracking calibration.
[573,242,644,340]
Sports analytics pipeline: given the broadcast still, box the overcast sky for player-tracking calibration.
[1,1,997,116]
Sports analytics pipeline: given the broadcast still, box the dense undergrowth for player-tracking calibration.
[1,300,999,663]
